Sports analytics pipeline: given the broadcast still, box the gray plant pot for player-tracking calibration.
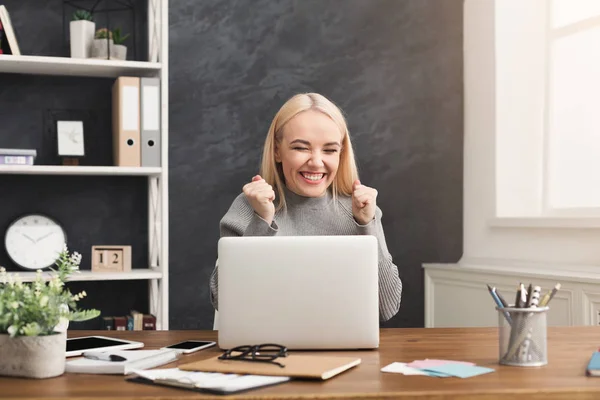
[111,44,127,60]
[0,331,66,379]
[90,38,113,59]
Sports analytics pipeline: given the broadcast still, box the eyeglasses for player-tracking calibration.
[218,343,288,368]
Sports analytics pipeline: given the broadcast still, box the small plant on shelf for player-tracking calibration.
[72,9,93,21]
[70,9,95,59]
[90,27,113,59]
[112,27,130,45]
[95,27,113,40]
[110,27,130,60]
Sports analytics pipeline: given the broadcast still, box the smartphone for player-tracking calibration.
[161,340,216,354]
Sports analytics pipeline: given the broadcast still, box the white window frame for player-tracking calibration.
[541,1,600,217]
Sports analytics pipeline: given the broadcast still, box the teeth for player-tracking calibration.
[302,173,324,181]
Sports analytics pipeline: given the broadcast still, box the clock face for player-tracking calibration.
[4,214,67,270]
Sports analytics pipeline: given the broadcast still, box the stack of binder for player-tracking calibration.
[112,76,161,167]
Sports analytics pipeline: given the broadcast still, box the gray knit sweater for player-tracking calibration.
[209,186,403,321]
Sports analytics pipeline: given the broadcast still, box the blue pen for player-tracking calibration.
[487,284,513,325]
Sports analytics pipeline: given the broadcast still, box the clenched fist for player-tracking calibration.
[243,175,276,225]
[352,179,378,225]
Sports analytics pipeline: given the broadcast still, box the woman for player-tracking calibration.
[209,93,402,321]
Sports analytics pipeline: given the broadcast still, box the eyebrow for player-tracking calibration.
[289,139,341,147]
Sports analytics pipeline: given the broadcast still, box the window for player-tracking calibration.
[494,0,600,218]
[545,0,600,213]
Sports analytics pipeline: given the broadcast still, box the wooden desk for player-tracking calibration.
[1,327,600,399]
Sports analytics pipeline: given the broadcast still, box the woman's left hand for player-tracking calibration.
[352,179,378,225]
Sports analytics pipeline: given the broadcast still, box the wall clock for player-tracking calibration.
[4,213,67,270]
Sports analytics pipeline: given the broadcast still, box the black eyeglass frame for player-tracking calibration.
[218,343,288,368]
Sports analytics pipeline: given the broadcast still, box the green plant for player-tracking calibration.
[0,245,100,338]
[95,28,112,39]
[112,28,130,45]
[72,9,93,21]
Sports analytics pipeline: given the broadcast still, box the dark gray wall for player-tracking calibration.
[0,0,463,330]
[169,0,464,329]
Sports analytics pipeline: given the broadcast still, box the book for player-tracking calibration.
[0,148,37,165]
[127,367,290,395]
[587,351,600,376]
[178,354,361,380]
[0,155,34,165]
[143,314,156,330]
[101,317,114,330]
[65,349,179,375]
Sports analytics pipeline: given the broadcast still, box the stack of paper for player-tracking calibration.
[128,368,290,395]
[66,349,179,375]
[381,359,494,378]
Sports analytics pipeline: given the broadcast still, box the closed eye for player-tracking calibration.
[292,147,309,151]
[324,149,338,154]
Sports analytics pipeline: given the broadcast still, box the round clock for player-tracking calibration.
[4,213,67,270]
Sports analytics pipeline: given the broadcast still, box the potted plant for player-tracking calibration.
[90,27,112,59]
[0,245,100,379]
[110,28,130,60]
[69,10,95,58]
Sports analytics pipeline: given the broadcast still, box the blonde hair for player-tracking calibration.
[259,93,359,211]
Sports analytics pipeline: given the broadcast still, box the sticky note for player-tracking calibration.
[420,364,495,378]
[407,359,475,369]
[381,362,429,376]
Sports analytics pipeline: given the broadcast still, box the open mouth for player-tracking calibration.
[299,172,326,183]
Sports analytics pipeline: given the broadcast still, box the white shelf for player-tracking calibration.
[0,55,161,78]
[0,165,161,176]
[13,269,163,283]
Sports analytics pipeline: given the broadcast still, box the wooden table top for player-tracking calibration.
[1,327,600,399]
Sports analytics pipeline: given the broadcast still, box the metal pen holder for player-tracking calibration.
[497,306,548,367]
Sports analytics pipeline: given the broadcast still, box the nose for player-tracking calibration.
[308,151,324,168]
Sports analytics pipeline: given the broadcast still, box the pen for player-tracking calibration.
[487,284,512,324]
[516,283,526,308]
[494,287,509,308]
[539,283,561,307]
[525,283,533,306]
[514,283,522,308]
[528,286,541,308]
[83,352,127,362]
[538,291,551,307]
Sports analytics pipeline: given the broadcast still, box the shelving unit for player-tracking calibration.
[16,269,163,283]
[0,55,161,78]
[0,1,170,329]
[0,165,161,176]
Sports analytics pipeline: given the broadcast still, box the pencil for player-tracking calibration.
[545,283,561,306]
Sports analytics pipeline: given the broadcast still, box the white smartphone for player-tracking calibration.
[161,340,216,354]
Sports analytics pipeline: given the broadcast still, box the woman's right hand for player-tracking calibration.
[243,175,276,225]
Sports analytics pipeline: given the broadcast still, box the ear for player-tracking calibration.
[274,143,282,163]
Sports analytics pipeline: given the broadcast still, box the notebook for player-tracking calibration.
[65,349,179,375]
[586,351,600,376]
[127,368,290,395]
[178,354,361,380]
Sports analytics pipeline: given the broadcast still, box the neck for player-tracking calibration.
[282,185,332,208]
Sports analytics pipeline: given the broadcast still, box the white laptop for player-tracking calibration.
[217,235,379,350]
